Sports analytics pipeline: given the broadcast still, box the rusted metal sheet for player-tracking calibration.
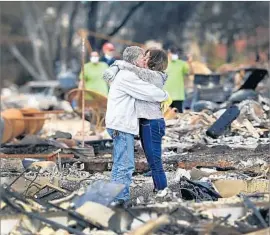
[20,108,47,135]
[1,109,25,138]
[1,117,13,143]
[0,108,54,143]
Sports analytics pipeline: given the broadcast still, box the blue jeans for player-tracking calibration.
[139,118,167,190]
[107,128,135,202]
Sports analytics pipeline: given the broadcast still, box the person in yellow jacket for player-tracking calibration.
[79,51,109,96]
[164,47,194,113]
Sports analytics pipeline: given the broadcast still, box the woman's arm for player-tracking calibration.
[116,60,165,86]
[103,64,120,85]
[119,71,168,102]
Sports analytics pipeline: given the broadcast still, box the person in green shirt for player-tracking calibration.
[79,51,109,97]
[164,47,194,113]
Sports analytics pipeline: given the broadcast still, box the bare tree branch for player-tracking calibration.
[21,1,50,80]
[67,1,80,58]
[98,2,116,31]
[97,2,145,49]
[53,2,66,64]
[87,1,99,48]
[32,2,54,78]
[56,1,65,16]
[108,2,145,36]
[8,44,42,80]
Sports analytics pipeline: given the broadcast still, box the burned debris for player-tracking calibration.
[0,67,269,235]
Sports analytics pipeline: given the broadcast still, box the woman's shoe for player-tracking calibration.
[155,187,173,202]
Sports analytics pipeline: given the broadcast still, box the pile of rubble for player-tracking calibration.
[1,68,270,234]
[1,162,269,235]
[164,98,269,153]
[0,110,269,234]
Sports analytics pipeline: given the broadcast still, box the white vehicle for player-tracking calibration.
[18,81,61,110]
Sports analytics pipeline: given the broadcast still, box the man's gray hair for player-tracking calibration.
[123,46,144,65]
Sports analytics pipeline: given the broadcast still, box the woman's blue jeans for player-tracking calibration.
[139,118,167,190]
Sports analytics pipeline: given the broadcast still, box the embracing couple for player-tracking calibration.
[103,46,171,207]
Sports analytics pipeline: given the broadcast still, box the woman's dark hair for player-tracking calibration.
[145,48,168,71]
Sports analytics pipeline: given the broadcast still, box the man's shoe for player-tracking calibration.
[111,199,132,208]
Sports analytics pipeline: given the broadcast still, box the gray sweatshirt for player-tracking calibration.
[104,60,167,119]
[104,68,168,135]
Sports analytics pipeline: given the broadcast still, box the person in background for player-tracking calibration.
[100,42,116,66]
[164,47,194,113]
[78,51,109,96]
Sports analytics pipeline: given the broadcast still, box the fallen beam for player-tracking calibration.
[244,228,270,235]
[0,154,74,159]
[178,160,234,169]
[206,105,240,138]
[20,110,65,115]
[10,117,48,120]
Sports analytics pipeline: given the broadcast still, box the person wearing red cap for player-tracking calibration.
[100,42,116,66]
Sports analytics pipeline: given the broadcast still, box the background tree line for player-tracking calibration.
[0,1,269,85]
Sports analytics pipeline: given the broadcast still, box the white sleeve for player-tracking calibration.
[103,65,119,84]
[119,73,168,102]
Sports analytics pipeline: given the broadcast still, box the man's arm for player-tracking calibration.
[119,72,168,102]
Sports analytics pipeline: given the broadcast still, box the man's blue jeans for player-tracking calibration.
[107,128,135,202]
[139,118,168,190]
